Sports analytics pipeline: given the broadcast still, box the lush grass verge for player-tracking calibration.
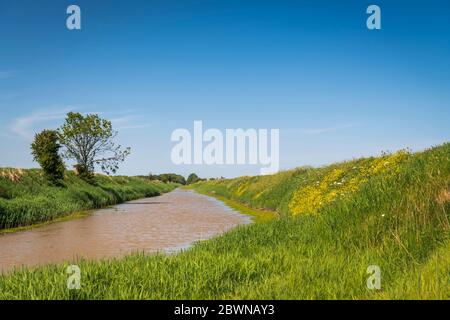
[0,144,448,299]
[0,169,177,230]
[192,149,413,217]
[187,187,278,223]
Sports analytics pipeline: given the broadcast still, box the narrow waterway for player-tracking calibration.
[0,189,251,273]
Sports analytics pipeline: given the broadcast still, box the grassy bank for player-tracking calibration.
[193,148,413,217]
[0,144,448,299]
[190,188,278,223]
[0,169,177,230]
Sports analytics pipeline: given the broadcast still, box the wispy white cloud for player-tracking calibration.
[117,124,152,130]
[297,123,361,135]
[110,114,151,131]
[10,108,74,139]
[8,108,150,140]
[110,115,136,124]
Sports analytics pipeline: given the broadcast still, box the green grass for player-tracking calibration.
[0,210,92,234]
[187,187,278,223]
[0,169,177,230]
[0,144,448,299]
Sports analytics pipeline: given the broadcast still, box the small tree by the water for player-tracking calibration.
[30,130,65,183]
[57,112,130,182]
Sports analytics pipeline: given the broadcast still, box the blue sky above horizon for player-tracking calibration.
[0,0,449,177]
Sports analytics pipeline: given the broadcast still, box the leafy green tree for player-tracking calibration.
[31,130,65,183]
[57,112,130,181]
[187,173,200,185]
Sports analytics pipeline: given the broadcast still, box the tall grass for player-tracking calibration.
[193,149,411,217]
[0,144,448,299]
[0,169,177,230]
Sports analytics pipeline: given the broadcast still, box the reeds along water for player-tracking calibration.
[0,170,177,229]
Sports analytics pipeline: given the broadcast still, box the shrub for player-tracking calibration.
[30,130,65,183]
[187,173,200,185]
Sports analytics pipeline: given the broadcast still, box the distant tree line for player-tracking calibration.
[144,173,206,185]
[147,173,187,185]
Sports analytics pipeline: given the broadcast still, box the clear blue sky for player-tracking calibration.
[0,0,449,177]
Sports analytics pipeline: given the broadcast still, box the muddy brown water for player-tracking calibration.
[0,189,252,273]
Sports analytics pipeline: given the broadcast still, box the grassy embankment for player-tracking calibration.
[190,188,278,223]
[0,169,177,231]
[0,144,449,299]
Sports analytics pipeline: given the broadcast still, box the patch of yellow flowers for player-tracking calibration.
[288,151,409,215]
